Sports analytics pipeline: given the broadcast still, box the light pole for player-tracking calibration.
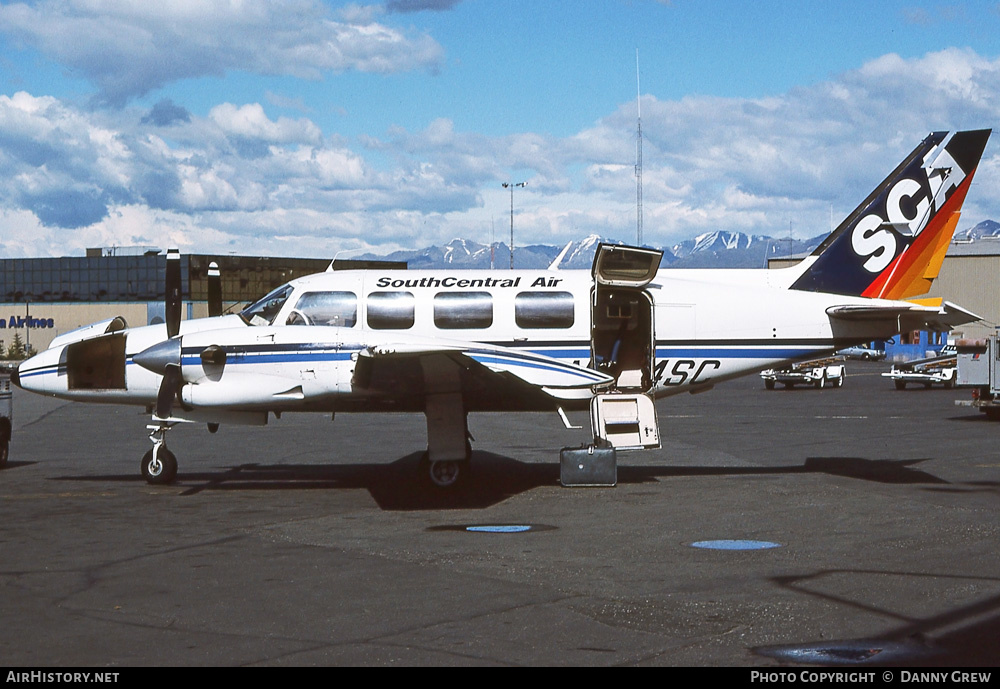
[502,181,526,269]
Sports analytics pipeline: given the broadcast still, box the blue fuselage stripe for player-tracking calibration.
[19,340,836,383]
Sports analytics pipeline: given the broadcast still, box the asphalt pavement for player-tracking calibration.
[2,361,998,666]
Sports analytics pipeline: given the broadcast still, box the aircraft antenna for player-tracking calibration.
[635,49,643,246]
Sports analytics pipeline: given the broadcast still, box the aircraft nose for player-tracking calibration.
[133,338,182,375]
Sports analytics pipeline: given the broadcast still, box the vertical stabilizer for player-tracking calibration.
[789,129,991,297]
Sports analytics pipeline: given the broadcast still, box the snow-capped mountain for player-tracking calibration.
[953,219,1000,241]
[669,230,823,268]
[359,238,562,269]
[354,222,993,271]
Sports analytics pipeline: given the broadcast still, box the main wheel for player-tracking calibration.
[429,460,462,488]
[419,449,470,489]
[141,447,178,485]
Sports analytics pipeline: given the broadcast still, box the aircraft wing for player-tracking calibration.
[354,340,611,404]
[826,301,980,332]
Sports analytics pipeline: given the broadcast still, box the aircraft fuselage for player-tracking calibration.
[16,267,909,418]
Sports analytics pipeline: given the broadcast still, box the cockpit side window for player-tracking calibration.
[240,284,294,326]
[286,291,357,327]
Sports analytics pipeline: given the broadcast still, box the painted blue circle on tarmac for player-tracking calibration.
[690,539,781,550]
[466,525,533,533]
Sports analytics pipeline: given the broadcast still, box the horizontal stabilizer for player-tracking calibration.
[826,301,980,332]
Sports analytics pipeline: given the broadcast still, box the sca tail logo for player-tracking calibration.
[851,146,967,273]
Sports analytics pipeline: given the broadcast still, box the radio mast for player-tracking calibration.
[635,49,643,246]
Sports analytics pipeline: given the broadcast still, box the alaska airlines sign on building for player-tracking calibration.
[0,316,55,329]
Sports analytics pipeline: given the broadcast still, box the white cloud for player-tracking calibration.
[0,49,999,257]
[208,103,322,145]
[0,0,445,104]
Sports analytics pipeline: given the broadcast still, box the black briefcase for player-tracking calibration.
[560,444,616,487]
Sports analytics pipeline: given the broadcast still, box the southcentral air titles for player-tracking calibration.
[375,276,564,289]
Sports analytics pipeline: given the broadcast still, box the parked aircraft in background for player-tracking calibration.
[13,130,991,488]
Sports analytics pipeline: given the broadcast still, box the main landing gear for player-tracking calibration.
[141,421,178,485]
[418,356,473,490]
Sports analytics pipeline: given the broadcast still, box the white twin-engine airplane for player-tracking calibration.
[13,129,991,488]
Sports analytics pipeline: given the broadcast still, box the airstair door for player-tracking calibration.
[591,243,662,288]
[590,393,660,450]
[590,244,662,450]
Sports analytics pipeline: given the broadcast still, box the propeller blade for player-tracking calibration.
[165,248,182,338]
[207,261,222,317]
[155,364,182,420]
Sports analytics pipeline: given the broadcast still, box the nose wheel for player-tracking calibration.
[141,447,177,484]
[143,422,178,485]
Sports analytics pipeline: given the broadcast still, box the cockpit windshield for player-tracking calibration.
[240,284,294,326]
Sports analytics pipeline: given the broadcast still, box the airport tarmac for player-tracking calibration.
[2,361,999,667]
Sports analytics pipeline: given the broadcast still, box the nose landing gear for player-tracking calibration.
[142,422,178,485]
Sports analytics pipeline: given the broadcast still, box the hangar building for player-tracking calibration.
[0,249,332,354]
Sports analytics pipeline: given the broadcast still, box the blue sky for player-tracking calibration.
[0,0,998,258]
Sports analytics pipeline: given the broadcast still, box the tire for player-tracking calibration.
[764,379,775,390]
[141,448,178,485]
[895,380,906,391]
[419,451,469,489]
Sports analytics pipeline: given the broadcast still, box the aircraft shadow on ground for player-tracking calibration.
[618,456,951,485]
[54,451,559,510]
[756,568,1000,667]
[50,451,992,510]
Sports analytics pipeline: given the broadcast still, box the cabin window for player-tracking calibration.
[367,291,415,329]
[241,283,294,326]
[287,291,357,327]
[433,292,493,329]
[515,291,575,329]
